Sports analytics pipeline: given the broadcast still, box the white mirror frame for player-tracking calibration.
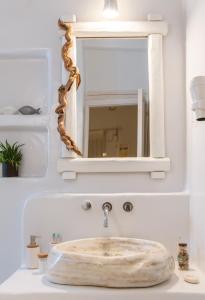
[57,16,170,180]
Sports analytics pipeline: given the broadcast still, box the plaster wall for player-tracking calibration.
[0,0,186,283]
[185,0,205,272]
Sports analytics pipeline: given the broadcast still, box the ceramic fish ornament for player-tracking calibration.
[18,106,41,115]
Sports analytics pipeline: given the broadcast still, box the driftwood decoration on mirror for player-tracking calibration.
[55,19,82,156]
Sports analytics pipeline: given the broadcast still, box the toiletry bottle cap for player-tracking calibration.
[179,243,187,247]
[38,253,48,259]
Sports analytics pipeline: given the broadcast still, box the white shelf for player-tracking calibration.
[0,115,49,128]
[58,157,171,180]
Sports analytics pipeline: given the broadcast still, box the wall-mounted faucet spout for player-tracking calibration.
[102,202,112,228]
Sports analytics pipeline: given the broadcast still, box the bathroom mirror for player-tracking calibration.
[77,38,149,158]
[57,20,170,178]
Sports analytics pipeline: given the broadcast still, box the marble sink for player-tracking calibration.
[46,237,175,288]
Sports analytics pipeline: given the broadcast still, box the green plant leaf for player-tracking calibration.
[0,140,24,167]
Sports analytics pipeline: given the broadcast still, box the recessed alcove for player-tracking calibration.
[0,126,48,178]
[0,49,51,178]
[0,49,51,115]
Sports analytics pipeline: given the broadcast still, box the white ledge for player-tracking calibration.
[57,157,170,175]
[0,115,49,128]
[63,21,168,38]
[1,267,205,297]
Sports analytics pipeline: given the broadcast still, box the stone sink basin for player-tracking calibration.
[46,237,175,288]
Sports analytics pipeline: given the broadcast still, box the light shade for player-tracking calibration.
[103,0,119,19]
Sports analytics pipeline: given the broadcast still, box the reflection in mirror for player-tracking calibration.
[88,105,138,158]
[77,38,149,158]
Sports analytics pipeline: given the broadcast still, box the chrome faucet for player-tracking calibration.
[102,202,112,228]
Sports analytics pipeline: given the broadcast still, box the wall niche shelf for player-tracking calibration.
[0,115,49,128]
[0,48,51,115]
[0,48,51,178]
[0,127,48,178]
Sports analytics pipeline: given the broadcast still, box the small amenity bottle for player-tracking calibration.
[25,235,40,269]
[38,253,48,274]
[177,243,189,271]
[49,233,62,250]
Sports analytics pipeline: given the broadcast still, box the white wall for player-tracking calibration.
[0,0,186,283]
[23,193,189,262]
[185,0,205,272]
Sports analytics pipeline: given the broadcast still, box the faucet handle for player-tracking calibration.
[81,200,92,211]
[123,202,133,212]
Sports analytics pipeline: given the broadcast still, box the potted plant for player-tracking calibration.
[0,140,24,177]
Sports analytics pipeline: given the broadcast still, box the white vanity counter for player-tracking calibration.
[0,267,204,300]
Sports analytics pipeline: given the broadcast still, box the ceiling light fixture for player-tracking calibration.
[103,0,119,19]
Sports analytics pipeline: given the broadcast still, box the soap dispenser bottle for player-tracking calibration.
[25,235,40,269]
